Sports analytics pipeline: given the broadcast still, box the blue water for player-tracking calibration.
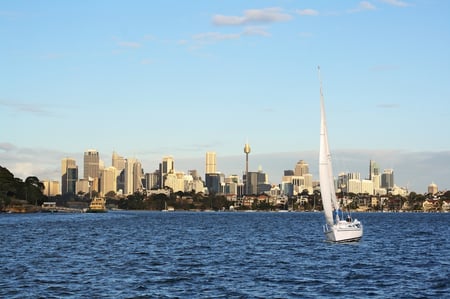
[0,211,449,298]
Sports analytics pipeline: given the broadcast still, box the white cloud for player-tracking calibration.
[297,9,319,16]
[190,26,271,48]
[243,26,271,37]
[0,146,69,182]
[360,1,377,10]
[193,32,241,42]
[0,142,17,152]
[349,1,377,13]
[213,7,292,26]
[380,0,411,7]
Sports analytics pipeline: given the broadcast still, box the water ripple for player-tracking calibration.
[0,212,449,298]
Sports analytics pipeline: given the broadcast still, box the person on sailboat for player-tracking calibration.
[346,215,352,222]
[333,208,339,222]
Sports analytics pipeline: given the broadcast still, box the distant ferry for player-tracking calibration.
[86,197,107,213]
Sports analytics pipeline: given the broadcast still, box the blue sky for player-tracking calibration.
[1,0,449,193]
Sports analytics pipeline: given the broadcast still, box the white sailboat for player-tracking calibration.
[318,66,363,242]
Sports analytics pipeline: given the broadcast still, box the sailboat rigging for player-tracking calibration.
[318,66,363,242]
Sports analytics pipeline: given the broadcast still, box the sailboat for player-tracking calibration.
[318,66,363,242]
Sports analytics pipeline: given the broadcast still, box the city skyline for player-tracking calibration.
[25,146,450,195]
[1,1,449,193]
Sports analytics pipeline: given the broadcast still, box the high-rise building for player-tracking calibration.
[124,158,143,195]
[284,170,294,176]
[348,172,361,180]
[381,169,394,190]
[112,151,126,173]
[337,172,348,193]
[348,179,362,194]
[369,160,380,180]
[133,160,144,192]
[159,156,174,188]
[99,166,117,196]
[294,160,309,176]
[372,174,381,191]
[246,169,268,195]
[76,178,90,195]
[162,156,174,175]
[61,158,78,195]
[84,149,100,179]
[42,180,60,197]
[188,169,200,180]
[428,182,438,195]
[205,173,223,194]
[205,152,216,174]
[361,179,374,195]
[145,171,160,190]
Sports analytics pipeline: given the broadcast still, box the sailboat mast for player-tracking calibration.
[318,66,341,225]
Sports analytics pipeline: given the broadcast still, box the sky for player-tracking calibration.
[1,0,449,193]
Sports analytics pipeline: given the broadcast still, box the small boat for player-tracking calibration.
[318,66,363,242]
[86,197,107,213]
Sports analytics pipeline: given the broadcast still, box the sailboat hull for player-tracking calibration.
[324,220,363,243]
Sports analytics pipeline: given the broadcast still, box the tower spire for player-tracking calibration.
[244,140,251,195]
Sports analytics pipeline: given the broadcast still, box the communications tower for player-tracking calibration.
[244,142,251,195]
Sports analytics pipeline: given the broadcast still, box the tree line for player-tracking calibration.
[0,166,46,211]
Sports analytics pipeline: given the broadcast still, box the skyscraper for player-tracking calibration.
[159,156,174,188]
[124,158,143,195]
[294,160,309,176]
[61,158,78,195]
[99,167,117,196]
[205,152,216,174]
[205,173,222,194]
[369,160,380,180]
[112,151,126,173]
[84,149,100,179]
[381,169,394,190]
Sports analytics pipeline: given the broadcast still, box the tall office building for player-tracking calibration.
[122,158,144,195]
[294,160,309,176]
[42,180,60,197]
[61,158,78,195]
[84,149,100,179]
[428,182,438,195]
[188,169,200,180]
[112,151,126,173]
[160,156,174,188]
[369,160,380,180]
[205,152,216,174]
[348,172,361,180]
[145,171,160,190]
[246,169,269,195]
[337,172,348,193]
[99,166,117,196]
[361,179,374,195]
[205,173,223,194]
[162,156,174,175]
[133,160,144,192]
[381,169,394,190]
